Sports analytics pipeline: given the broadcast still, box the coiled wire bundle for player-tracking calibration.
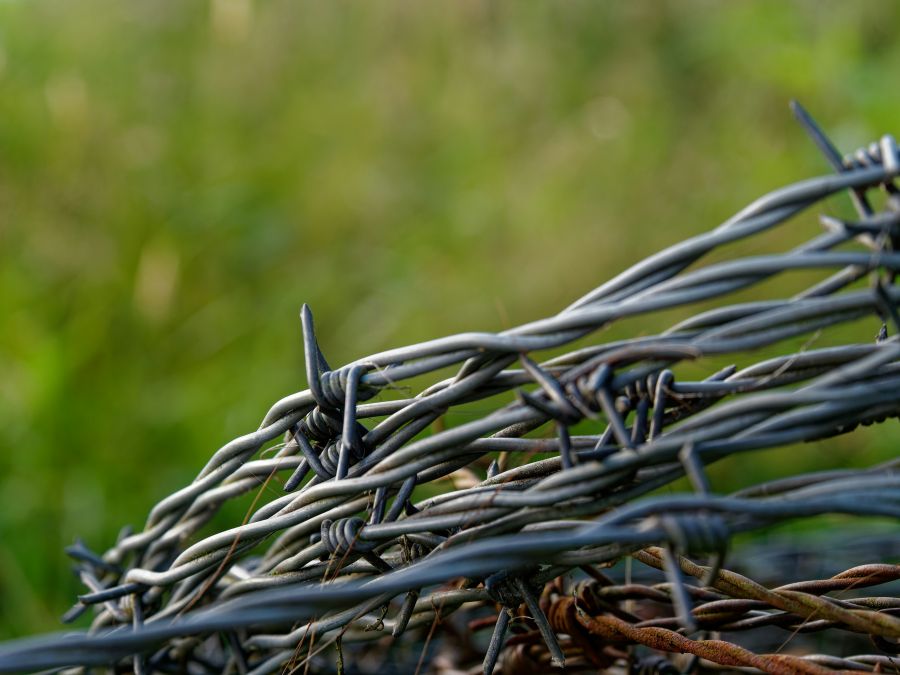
[0,103,898,674]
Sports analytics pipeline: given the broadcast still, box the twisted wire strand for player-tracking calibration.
[533,551,900,675]
[1,107,899,673]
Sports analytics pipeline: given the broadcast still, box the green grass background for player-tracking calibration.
[1,1,898,638]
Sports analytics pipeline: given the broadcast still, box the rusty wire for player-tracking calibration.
[0,103,899,674]
[535,549,900,675]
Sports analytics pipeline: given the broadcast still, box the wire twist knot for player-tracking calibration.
[318,367,380,411]
[653,513,729,554]
[319,517,376,557]
[318,438,367,477]
[298,407,342,444]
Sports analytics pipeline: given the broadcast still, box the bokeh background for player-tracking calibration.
[1,1,898,638]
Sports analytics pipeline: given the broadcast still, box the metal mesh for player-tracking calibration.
[1,103,898,674]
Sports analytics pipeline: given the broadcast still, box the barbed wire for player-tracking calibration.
[1,103,899,674]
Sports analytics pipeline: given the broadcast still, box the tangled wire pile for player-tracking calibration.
[1,104,898,674]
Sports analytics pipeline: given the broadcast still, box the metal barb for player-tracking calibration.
[482,609,511,675]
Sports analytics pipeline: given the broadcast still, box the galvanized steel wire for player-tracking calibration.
[0,104,899,674]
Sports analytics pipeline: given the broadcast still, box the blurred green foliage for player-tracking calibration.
[1,0,899,638]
